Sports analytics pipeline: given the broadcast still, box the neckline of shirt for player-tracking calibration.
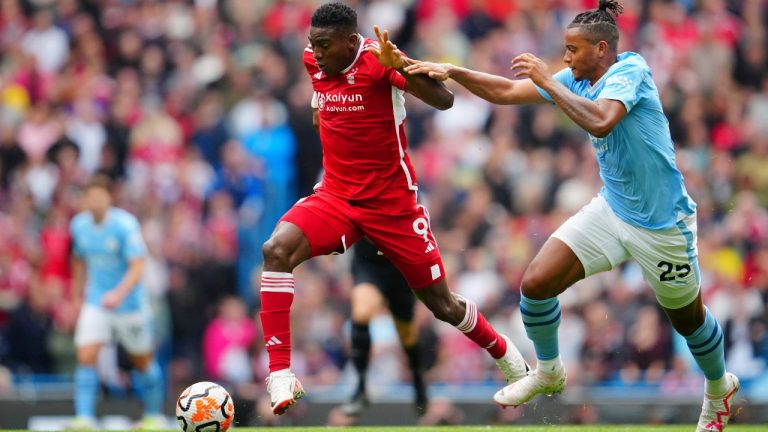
[340,34,365,74]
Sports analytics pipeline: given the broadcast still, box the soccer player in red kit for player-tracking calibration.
[259,2,529,415]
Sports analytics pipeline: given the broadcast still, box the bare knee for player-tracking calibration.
[351,284,382,323]
[77,345,101,366]
[394,320,417,347]
[131,353,154,372]
[521,264,558,299]
[262,236,297,271]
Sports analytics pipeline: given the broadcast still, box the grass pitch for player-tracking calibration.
[2,426,767,432]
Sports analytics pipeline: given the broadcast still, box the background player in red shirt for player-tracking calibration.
[259,2,529,416]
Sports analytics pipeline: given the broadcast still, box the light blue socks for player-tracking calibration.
[520,294,561,361]
[74,365,99,419]
[132,360,163,415]
[684,307,726,381]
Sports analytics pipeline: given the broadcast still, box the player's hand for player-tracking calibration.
[510,53,551,86]
[101,290,124,310]
[367,25,406,69]
[403,61,454,81]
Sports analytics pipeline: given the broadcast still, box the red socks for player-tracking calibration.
[259,271,295,372]
[455,296,508,359]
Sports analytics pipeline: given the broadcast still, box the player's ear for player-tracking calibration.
[346,31,358,47]
[596,40,609,58]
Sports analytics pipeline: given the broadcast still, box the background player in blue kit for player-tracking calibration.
[69,175,163,429]
[404,1,739,430]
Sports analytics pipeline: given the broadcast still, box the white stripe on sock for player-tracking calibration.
[262,271,294,279]
[261,287,295,293]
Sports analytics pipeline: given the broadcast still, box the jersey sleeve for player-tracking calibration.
[120,215,147,260]
[535,67,575,102]
[384,67,406,91]
[366,41,407,91]
[597,62,645,112]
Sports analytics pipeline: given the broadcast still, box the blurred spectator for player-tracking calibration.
[203,296,255,384]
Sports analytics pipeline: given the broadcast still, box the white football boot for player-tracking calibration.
[697,372,740,432]
[494,358,566,408]
[494,335,531,384]
[266,369,306,415]
[65,416,98,430]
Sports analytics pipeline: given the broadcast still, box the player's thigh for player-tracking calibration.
[360,199,445,289]
[279,193,363,257]
[350,282,385,323]
[113,309,154,356]
[523,237,587,298]
[550,195,630,280]
[623,213,701,309]
[75,305,112,358]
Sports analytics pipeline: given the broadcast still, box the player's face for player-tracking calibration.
[84,186,111,216]
[308,26,359,76]
[563,27,606,82]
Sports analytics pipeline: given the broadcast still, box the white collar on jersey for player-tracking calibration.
[340,33,365,74]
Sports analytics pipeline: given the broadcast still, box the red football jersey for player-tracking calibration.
[304,36,418,201]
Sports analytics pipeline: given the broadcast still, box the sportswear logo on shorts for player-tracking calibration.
[266,336,283,346]
[424,242,435,253]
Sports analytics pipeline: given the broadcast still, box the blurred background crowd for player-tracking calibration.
[0,0,767,424]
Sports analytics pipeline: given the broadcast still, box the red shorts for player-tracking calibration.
[280,189,445,289]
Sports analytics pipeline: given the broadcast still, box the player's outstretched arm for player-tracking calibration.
[405,62,546,105]
[511,53,626,137]
[368,25,453,110]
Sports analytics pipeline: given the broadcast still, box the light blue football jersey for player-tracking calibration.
[70,207,147,312]
[536,52,696,229]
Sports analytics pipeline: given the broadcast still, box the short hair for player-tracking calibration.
[85,174,114,194]
[311,2,357,33]
[567,0,623,52]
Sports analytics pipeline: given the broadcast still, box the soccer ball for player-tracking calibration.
[176,381,235,432]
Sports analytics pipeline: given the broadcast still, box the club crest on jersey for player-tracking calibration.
[346,68,358,85]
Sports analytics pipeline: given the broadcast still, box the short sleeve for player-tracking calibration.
[535,68,575,101]
[370,42,406,91]
[385,67,406,91]
[121,215,146,260]
[597,62,644,112]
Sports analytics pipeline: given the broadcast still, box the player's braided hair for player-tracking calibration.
[311,2,357,33]
[568,0,624,52]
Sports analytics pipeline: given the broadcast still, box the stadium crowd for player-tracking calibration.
[0,0,767,419]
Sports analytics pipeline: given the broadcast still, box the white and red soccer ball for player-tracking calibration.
[176,382,235,432]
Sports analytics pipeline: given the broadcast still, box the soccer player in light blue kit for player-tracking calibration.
[403,1,738,430]
[70,175,163,429]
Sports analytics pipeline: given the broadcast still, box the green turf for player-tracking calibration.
[2,427,766,432]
